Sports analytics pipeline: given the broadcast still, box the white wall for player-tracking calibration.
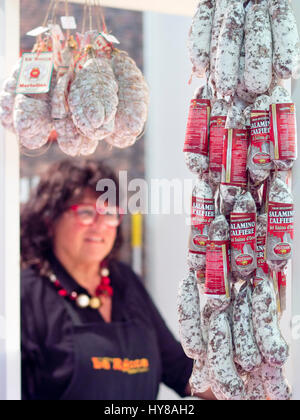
[0,0,21,401]
[144,11,201,400]
[291,0,300,401]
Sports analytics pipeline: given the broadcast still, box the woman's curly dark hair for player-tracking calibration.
[21,159,123,276]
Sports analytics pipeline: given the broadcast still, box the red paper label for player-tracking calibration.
[270,103,297,161]
[191,197,215,229]
[230,213,257,269]
[221,129,248,187]
[267,202,294,241]
[191,197,215,254]
[209,116,227,173]
[189,227,208,256]
[205,240,230,297]
[267,202,294,260]
[250,110,272,168]
[183,99,210,155]
[256,235,269,274]
[278,271,287,288]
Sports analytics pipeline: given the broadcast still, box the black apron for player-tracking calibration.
[60,299,162,400]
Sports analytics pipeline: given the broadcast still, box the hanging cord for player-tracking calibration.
[93,0,102,32]
[81,0,88,34]
[42,0,55,27]
[95,0,107,33]
[34,0,55,52]
[64,0,71,40]
[49,0,59,25]
[88,0,93,31]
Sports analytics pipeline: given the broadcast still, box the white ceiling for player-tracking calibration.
[66,0,198,16]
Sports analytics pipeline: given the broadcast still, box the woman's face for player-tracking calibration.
[52,189,118,265]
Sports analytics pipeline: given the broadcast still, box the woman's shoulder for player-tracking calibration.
[21,267,41,293]
[21,266,56,303]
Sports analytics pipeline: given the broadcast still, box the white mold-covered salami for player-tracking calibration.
[233,282,262,372]
[105,50,149,149]
[188,0,215,78]
[237,46,258,104]
[69,56,118,141]
[13,94,53,149]
[0,92,15,132]
[252,277,289,368]
[54,115,98,157]
[269,0,300,80]
[215,0,245,97]
[51,72,72,120]
[208,311,245,400]
[226,103,247,129]
[245,368,268,400]
[188,176,215,271]
[184,85,211,174]
[210,0,228,86]
[267,176,294,272]
[230,192,257,280]
[0,59,22,133]
[270,86,291,104]
[260,362,292,400]
[190,358,211,395]
[177,271,206,359]
[201,301,215,346]
[244,2,273,94]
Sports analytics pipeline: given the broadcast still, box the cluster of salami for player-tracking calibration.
[179,0,298,400]
[0,26,149,155]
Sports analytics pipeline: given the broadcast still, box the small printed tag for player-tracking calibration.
[100,32,120,44]
[26,26,49,37]
[16,52,54,94]
[49,24,65,41]
[61,16,77,30]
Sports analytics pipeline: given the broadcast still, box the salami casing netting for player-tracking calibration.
[178,271,206,360]
[244,2,272,94]
[215,0,245,97]
[69,55,118,141]
[188,0,215,79]
[252,277,289,368]
[105,50,149,149]
[208,311,245,400]
[233,282,261,372]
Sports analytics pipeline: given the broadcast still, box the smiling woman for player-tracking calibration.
[20,159,194,400]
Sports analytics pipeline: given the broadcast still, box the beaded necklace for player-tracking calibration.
[48,263,113,310]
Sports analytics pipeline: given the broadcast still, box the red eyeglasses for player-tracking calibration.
[69,204,124,227]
